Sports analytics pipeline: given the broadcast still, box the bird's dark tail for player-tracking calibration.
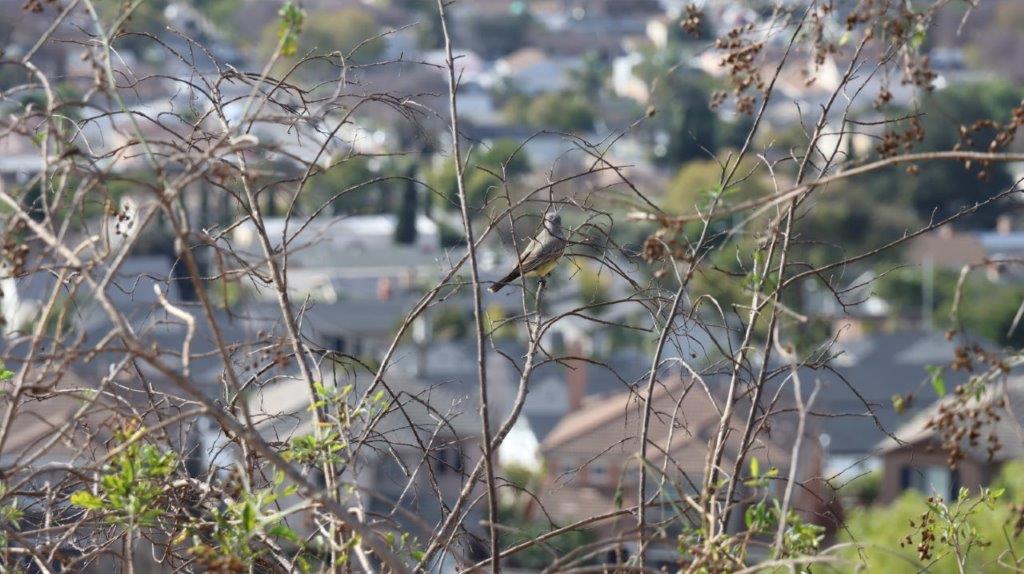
[489,269,521,293]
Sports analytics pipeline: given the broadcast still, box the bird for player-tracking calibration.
[489,212,566,293]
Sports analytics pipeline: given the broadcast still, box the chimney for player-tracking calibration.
[566,339,589,411]
[997,215,1013,236]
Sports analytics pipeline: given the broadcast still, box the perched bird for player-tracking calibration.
[489,212,566,293]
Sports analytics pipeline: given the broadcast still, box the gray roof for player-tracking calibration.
[795,329,985,456]
[879,377,1024,462]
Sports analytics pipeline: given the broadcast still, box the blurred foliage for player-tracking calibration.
[901,82,1021,228]
[838,470,882,507]
[842,465,1024,573]
[875,267,1024,346]
[485,304,518,341]
[432,306,469,341]
[394,163,419,244]
[662,156,771,216]
[425,139,530,214]
[307,157,382,215]
[795,171,921,268]
[570,51,610,96]
[100,0,170,54]
[459,11,534,59]
[641,63,720,165]
[192,0,243,38]
[494,512,597,570]
[504,91,596,133]
[260,6,385,74]
[576,264,612,316]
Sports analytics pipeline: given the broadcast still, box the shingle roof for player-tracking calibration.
[878,377,1024,462]
[797,329,984,456]
[541,377,790,476]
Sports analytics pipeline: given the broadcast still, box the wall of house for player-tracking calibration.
[880,445,993,504]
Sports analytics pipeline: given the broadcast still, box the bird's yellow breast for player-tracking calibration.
[525,257,560,278]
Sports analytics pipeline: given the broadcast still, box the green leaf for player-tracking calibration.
[241,501,257,532]
[277,1,306,57]
[892,394,906,415]
[268,523,299,543]
[910,25,926,49]
[70,491,104,510]
[926,365,946,397]
[749,457,760,478]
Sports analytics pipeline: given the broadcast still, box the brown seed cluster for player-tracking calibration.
[21,0,57,14]
[680,4,704,38]
[642,236,667,263]
[712,23,766,115]
[1010,503,1024,538]
[902,499,939,561]
[924,384,1005,468]
[901,54,937,92]
[2,221,30,278]
[953,102,1024,179]
[876,116,924,158]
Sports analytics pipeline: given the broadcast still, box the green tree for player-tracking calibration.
[426,140,530,214]
[663,157,770,215]
[394,165,418,245]
[260,7,385,67]
[904,82,1021,228]
[516,92,595,133]
[874,267,1024,346]
[842,480,1023,573]
[569,51,609,95]
[460,12,533,59]
[308,157,379,215]
[504,90,596,132]
[648,70,719,165]
[99,0,170,55]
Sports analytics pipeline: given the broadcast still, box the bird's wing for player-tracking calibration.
[518,237,541,264]
[520,236,564,273]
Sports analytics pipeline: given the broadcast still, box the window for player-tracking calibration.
[435,446,464,475]
[587,461,610,485]
[901,465,957,499]
[332,336,347,353]
[557,458,578,478]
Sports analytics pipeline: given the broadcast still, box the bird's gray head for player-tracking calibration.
[543,212,562,233]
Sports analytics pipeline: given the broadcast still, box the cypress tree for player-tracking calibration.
[394,166,418,245]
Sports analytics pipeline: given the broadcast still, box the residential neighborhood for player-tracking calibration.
[3,0,1024,571]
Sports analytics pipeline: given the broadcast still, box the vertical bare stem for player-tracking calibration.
[435,0,501,570]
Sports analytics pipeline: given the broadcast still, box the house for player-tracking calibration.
[232,214,441,268]
[876,377,1024,503]
[534,376,824,548]
[612,51,650,103]
[802,327,982,480]
[486,48,584,95]
[245,339,519,545]
[0,368,110,470]
[904,216,1024,281]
